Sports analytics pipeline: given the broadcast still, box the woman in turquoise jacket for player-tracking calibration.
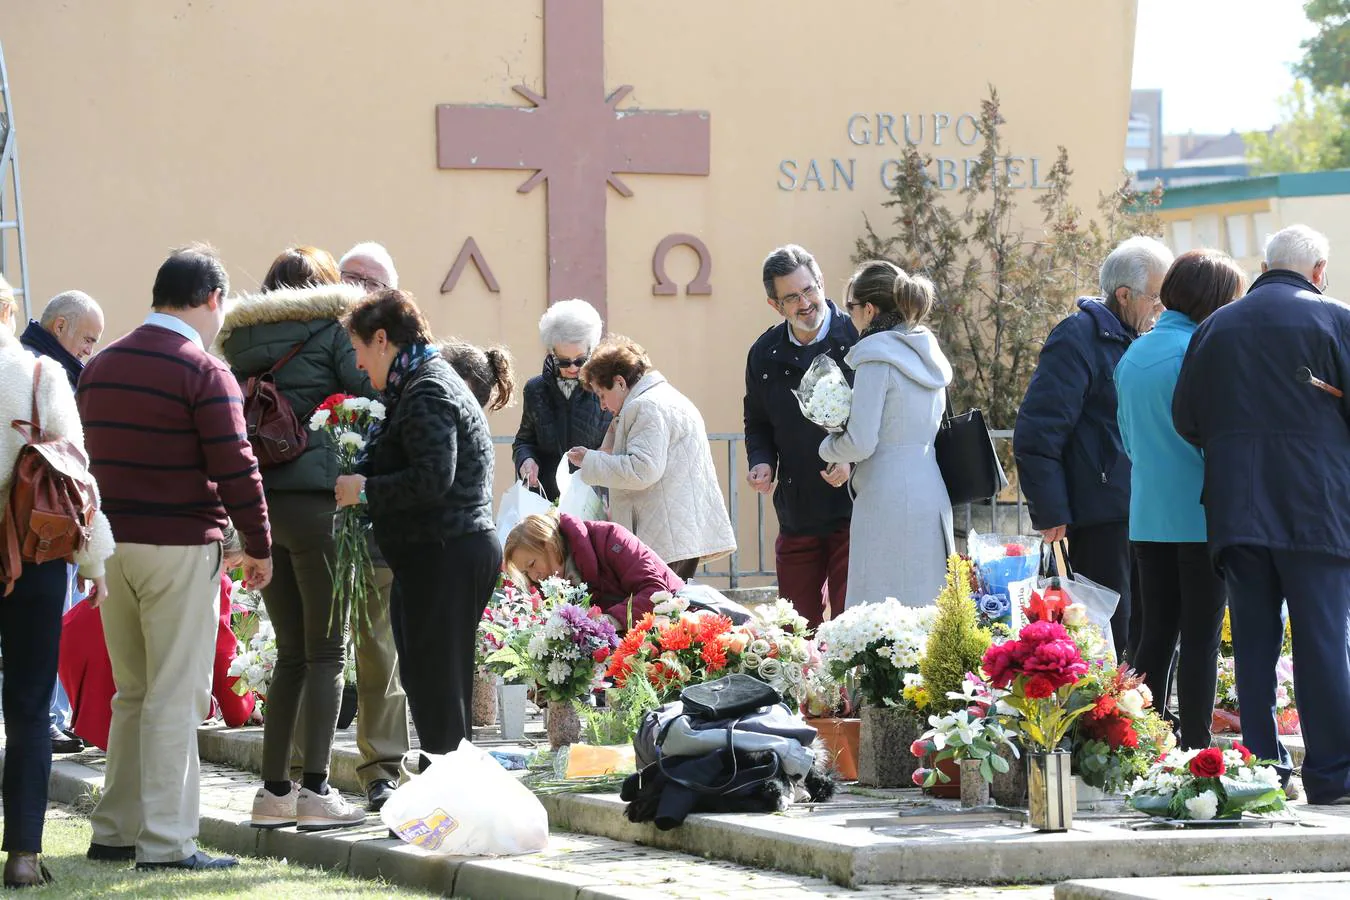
[1114,249,1245,750]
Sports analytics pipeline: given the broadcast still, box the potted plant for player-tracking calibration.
[911,689,1020,808]
[816,598,939,788]
[801,664,862,781]
[1128,745,1287,821]
[523,600,619,749]
[481,573,551,739]
[733,598,816,710]
[605,593,748,700]
[917,556,992,796]
[1072,664,1176,809]
[981,618,1092,831]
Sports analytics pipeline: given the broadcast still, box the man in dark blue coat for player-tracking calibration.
[1174,224,1350,804]
[1014,237,1173,661]
[744,245,857,629]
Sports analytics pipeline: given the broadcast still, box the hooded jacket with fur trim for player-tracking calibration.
[216,284,375,493]
[0,324,115,578]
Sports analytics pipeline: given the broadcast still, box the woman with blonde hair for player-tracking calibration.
[0,275,115,886]
[504,511,684,627]
[569,336,735,579]
[819,261,953,608]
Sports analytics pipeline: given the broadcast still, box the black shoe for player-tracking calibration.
[50,725,83,755]
[86,843,135,862]
[366,779,396,812]
[135,851,238,871]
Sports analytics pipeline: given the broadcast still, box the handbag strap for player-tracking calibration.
[655,715,782,797]
[1040,539,1074,580]
[29,362,42,434]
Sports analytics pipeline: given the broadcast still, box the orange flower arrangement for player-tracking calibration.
[606,599,745,700]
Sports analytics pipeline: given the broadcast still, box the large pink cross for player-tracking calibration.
[436,0,711,318]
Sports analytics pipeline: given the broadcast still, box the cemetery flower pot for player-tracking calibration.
[471,671,498,727]
[991,742,1027,807]
[1027,749,1074,831]
[808,717,860,781]
[546,700,581,749]
[960,758,989,807]
[857,705,922,788]
[497,682,529,741]
[926,755,961,798]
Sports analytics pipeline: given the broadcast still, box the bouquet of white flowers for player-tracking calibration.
[815,599,939,707]
[791,354,851,432]
[228,619,277,698]
[1127,745,1287,821]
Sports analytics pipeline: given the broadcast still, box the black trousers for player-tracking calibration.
[1222,546,1350,801]
[1066,521,1136,662]
[382,530,502,756]
[1132,541,1226,750]
[1,559,67,852]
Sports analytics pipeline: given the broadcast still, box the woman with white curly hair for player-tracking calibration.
[512,299,613,501]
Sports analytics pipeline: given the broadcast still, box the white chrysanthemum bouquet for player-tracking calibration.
[815,599,939,708]
[308,394,386,642]
[228,618,277,698]
[791,354,852,432]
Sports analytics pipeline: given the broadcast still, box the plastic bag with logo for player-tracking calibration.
[382,740,549,856]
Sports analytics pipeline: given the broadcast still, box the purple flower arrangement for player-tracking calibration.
[525,602,621,703]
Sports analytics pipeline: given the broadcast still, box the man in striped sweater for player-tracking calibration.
[76,245,273,872]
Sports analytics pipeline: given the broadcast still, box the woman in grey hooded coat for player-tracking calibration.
[819,261,953,608]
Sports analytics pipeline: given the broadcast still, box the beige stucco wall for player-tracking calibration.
[3,0,1136,581]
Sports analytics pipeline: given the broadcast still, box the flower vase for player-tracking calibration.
[1027,750,1074,831]
[857,705,922,788]
[959,758,989,808]
[546,700,581,749]
[809,717,861,781]
[927,756,961,798]
[991,742,1027,807]
[497,682,529,741]
[471,672,497,728]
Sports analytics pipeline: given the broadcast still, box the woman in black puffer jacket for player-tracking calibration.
[336,290,499,757]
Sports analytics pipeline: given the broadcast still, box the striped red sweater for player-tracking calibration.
[76,323,271,558]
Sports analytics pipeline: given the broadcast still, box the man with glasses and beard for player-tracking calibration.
[514,299,612,502]
[744,245,858,629]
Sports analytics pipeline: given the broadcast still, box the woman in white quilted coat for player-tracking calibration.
[568,336,735,579]
[0,282,114,887]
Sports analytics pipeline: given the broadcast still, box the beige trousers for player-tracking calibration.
[90,542,222,863]
[292,564,409,788]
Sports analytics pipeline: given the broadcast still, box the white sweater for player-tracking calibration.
[0,325,115,578]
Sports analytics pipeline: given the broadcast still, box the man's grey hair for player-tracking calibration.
[40,290,102,330]
[339,241,399,288]
[1265,224,1330,274]
[1099,236,1174,300]
[538,298,603,351]
[762,244,823,300]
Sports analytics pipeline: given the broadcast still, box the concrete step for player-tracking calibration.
[1055,873,1350,899]
[195,724,1350,889]
[23,745,1053,899]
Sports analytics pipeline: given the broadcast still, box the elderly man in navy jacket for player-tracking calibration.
[744,245,858,628]
[1014,237,1173,661]
[1174,224,1350,804]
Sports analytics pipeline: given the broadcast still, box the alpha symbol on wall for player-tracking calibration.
[434,0,711,317]
[652,233,712,296]
[441,238,501,294]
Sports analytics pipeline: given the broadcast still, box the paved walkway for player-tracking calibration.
[30,746,1055,900]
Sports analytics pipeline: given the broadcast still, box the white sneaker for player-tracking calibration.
[296,787,366,831]
[250,784,298,829]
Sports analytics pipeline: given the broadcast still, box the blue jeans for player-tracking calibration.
[48,565,79,732]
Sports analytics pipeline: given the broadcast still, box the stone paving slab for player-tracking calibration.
[194,724,1347,889]
[1056,873,1350,899]
[18,746,1055,900]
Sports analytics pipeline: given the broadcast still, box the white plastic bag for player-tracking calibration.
[382,740,549,856]
[557,470,605,521]
[496,479,551,548]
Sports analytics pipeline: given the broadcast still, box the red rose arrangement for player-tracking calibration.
[981,620,1091,751]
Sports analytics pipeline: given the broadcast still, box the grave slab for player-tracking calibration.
[1055,872,1350,899]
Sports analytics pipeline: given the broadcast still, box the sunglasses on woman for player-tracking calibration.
[553,353,589,369]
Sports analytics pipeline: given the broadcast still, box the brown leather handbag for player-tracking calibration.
[243,337,312,469]
[0,364,98,595]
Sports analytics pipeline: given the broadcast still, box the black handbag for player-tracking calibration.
[934,395,1008,505]
[679,674,780,720]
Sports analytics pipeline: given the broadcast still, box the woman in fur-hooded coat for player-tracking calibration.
[216,281,375,813]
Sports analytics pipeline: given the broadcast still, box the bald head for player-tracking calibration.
[339,242,398,292]
[41,290,105,361]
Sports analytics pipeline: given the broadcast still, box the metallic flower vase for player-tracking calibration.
[1027,750,1074,831]
[496,683,529,741]
[959,758,990,808]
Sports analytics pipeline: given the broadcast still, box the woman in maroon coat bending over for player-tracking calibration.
[504,512,684,629]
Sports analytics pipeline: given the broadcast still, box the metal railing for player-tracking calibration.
[493,429,1027,588]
